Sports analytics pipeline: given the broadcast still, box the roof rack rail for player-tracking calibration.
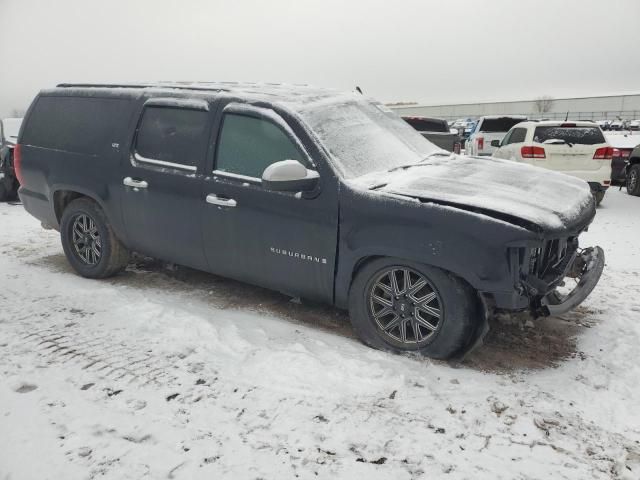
[56,82,230,93]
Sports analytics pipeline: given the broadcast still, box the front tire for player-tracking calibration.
[348,258,478,359]
[627,164,640,196]
[60,198,130,278]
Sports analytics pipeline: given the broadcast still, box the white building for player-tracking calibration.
[389,93,640,121]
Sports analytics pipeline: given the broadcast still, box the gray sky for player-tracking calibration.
[1,0,640,117]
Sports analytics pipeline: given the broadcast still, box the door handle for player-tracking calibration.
[206,194,237,207]
[123,177,149,189]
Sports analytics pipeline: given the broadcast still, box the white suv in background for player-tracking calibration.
[466,115,527,156]
[492,120,612,204]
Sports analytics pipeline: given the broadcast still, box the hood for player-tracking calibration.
[355,155,594,232]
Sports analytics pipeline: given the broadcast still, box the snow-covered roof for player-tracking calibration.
[478,114,528,120]
[54,82,348,109]
[514,120,601,128]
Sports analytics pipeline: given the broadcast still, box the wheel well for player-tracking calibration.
[629,157,640,166]
[350,255,382,284]
[53,190,90,223]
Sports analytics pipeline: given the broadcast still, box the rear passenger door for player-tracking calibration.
[200,103,339,303]
[120,98,212,269]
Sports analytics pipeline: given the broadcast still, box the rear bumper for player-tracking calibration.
[18,186,58,229]
[560,165,612,185]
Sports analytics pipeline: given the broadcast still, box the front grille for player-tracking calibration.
[528,237,578,284]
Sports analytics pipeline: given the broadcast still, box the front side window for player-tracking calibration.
[135,106,209,168]
[215,113,304,178]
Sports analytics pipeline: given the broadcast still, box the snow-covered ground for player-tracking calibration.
[1,189,639,479]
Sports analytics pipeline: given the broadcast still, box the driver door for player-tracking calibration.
[200,103,339,303]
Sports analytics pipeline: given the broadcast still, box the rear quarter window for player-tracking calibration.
[533,126,605,145]
[21,96,131,155]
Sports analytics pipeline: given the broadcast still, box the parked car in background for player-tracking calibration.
[0,117,23,201]
[626,144,640,196]
[596,120,611,131]
[451,118,476,142]
[402,116,461,153]
[16,82,605,359]
[465,115,527,156]
[492,120,612,204]
[605,133,640,185]
[609,119,625,131]
[627,119,640,131]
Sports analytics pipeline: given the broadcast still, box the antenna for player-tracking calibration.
[565,111,569,121]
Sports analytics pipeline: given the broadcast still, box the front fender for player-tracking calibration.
[334,187,538,308]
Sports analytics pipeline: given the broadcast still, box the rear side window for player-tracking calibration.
[135,107,209,168]
[509,128,527,144]
[215,113,304,178]
[533,126,605,145]
[479,118,525,133]
[403,117,448,133]
[21,96,130,155]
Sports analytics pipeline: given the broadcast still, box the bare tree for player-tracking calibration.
[533,96,554,114]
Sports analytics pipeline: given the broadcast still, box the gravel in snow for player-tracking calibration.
[1,189,640,479]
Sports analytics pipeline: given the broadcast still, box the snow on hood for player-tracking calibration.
[351,155,594,231]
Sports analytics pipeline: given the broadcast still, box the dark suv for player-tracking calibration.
[0,117,22,201]
[16,83,605,359]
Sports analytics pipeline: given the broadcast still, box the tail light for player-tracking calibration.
[477,136,484,150]
[620,149,631,158]
[593,147,613,160]
[13,144,24,184]
[521,146,546,159]
[612,148,620,157]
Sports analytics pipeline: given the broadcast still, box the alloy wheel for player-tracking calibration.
[368,267,443,345]
[629,169,638,192]
[71,214,102,265]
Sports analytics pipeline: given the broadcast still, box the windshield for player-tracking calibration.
[2,118,23,141]
[299,98,440,179]
[534,126,605,145]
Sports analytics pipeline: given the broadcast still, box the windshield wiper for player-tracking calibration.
[544,138,573,147]
[387,152,450,173]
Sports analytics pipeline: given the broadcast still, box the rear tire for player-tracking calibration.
[348,258,478,359]
[0,182,8,202]
[60,198,130,278]
[627,164,640,196]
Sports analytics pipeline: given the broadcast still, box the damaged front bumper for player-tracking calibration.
[509,236,605,317]
[539,246,605,316]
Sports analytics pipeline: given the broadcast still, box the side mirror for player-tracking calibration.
[490,139,501,148]
[262,160,319,192]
